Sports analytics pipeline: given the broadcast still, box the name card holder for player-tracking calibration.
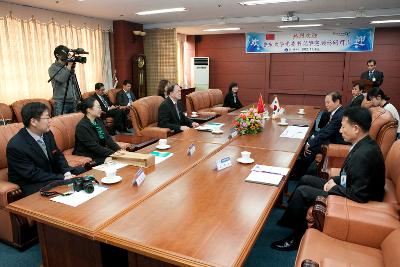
[187,144,196,156]
[216,156,232,171]
[228,129,238,139]
[132,168,146,186]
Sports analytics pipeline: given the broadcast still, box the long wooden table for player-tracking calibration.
[97,146,297,267]
[7,105,319,267]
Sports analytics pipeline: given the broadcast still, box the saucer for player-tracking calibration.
[156,144,171,150]
[212,129,224,134]
[101,175,122,184]
[297,112,306,115]
[191,114,199,118]
[278,122,289,126]
[237,157,255,164]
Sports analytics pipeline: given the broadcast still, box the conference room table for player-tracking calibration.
[7,104,319,267]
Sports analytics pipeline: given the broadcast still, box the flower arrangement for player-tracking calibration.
[233,107,264,135]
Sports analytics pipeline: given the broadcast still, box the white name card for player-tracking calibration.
[133,168,146,186]
[216,156,232,171]
[187,144,196,156]
[228,130,238,139]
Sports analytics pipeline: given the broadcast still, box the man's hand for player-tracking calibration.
[109,105,117,110]
[192,122,199,128]
[324,179,337,192]
[304,142,312,157]
[66,61,74,70]
[64,172,75,180]
[180,126,190,131]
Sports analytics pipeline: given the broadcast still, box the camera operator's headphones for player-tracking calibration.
[39,176,98,197]
[54,45,69,61]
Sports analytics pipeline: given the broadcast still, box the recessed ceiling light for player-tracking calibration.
[370,19,400,24]
[278,24,323,28]
[239,0,309,6]
[203,28,241,32]
[136,7,187,16]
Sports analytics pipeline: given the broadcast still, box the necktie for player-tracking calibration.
[37,138,49,159]
[174,103,180,120]
[126,92,132,105]
[100,96,109,109]
[369,71,373,78]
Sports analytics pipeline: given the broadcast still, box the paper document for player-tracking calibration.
[150,151,174,164]
[93,161,128,172]
[50,185,108,207]
[280,126,309,139]
[245,171,283,186]
[251,164,290,176]
[195,122,224,132]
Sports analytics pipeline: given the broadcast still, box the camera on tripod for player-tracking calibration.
[66,48,88,64]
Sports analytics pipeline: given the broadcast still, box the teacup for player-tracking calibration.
[241,151,251,160]
[105,169,116,178]
[159,139,168,147]
[280,118,287,124]
[298,108,305,114]
[192,111,198,116]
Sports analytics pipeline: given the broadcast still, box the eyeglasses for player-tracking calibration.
[39,117,51,120]
[367,64,375,67]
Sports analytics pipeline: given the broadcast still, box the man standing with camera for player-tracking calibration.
[48,45,79,116]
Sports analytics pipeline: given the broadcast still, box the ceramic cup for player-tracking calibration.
[159,139,168,147]
[241,151,251,160]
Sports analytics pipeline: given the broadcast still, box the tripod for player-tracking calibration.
[48,63,82,115]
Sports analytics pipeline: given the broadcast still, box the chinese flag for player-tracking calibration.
[257,93,265,113]
[266,33,275,40]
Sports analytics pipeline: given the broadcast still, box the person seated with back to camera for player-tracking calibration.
[93,82,132,134]
[271,107,385,251]
[158,84,199,132]
[223,82,243,110]
[7,102,84,196]
[157,79,171,99]
[73,98,121,165]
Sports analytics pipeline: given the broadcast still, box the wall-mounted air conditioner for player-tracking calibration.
[191,57,209,91]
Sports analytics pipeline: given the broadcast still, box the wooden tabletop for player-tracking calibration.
[96,145,297,267]
[8,140,221,237]
[230,105,319,153]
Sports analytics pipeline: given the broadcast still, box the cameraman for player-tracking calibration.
[48,45,79,116]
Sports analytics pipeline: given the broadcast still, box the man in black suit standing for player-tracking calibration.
[271,107,385,251]
[116,80,136,107]
[7,102,77,196]
[292,91,346,178]
[360,59,384,87]
[93,83,130,133]
[158,84,199,132]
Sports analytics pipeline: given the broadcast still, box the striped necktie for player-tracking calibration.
[37,138,49,159]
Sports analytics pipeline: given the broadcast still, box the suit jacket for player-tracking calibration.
[330,136,385,203]
[348,94,364,108]
[361,69,384,87]
[116,90,136,106]
[7,128,70,196]
[93,93,113,112]
[73,116,120,164]
[158,97,193,132]
[223,91,243,109]
[308,106,346,151]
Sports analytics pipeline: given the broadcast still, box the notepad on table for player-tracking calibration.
[245,171,283,186]
[150,151,174,164]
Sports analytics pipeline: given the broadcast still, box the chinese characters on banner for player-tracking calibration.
[246,28,374,53]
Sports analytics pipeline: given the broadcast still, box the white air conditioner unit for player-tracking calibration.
[191,57,209,90]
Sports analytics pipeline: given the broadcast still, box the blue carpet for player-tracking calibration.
[0,182,299,267]
[0,242,41,267]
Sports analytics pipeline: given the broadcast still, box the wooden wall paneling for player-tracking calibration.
[341,53,352,104]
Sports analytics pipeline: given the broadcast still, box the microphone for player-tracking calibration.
[69,48,89,54]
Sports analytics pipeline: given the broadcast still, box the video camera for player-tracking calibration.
[65,47,88,64]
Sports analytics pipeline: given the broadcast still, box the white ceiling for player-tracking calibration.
[4,0,400,34]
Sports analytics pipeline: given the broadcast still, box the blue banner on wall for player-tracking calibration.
[246,28,374,53]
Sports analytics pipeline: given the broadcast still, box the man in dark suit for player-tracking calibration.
[292,92,346,178]
[7,102,77,196]
[272,107,385,251]
[116,80,136,107]
[348,80,365,107]
[360,59,384,87]
[93,82,130,133]
[158,84,199,132]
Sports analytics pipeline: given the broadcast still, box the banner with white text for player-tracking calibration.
[245,28,374,53]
